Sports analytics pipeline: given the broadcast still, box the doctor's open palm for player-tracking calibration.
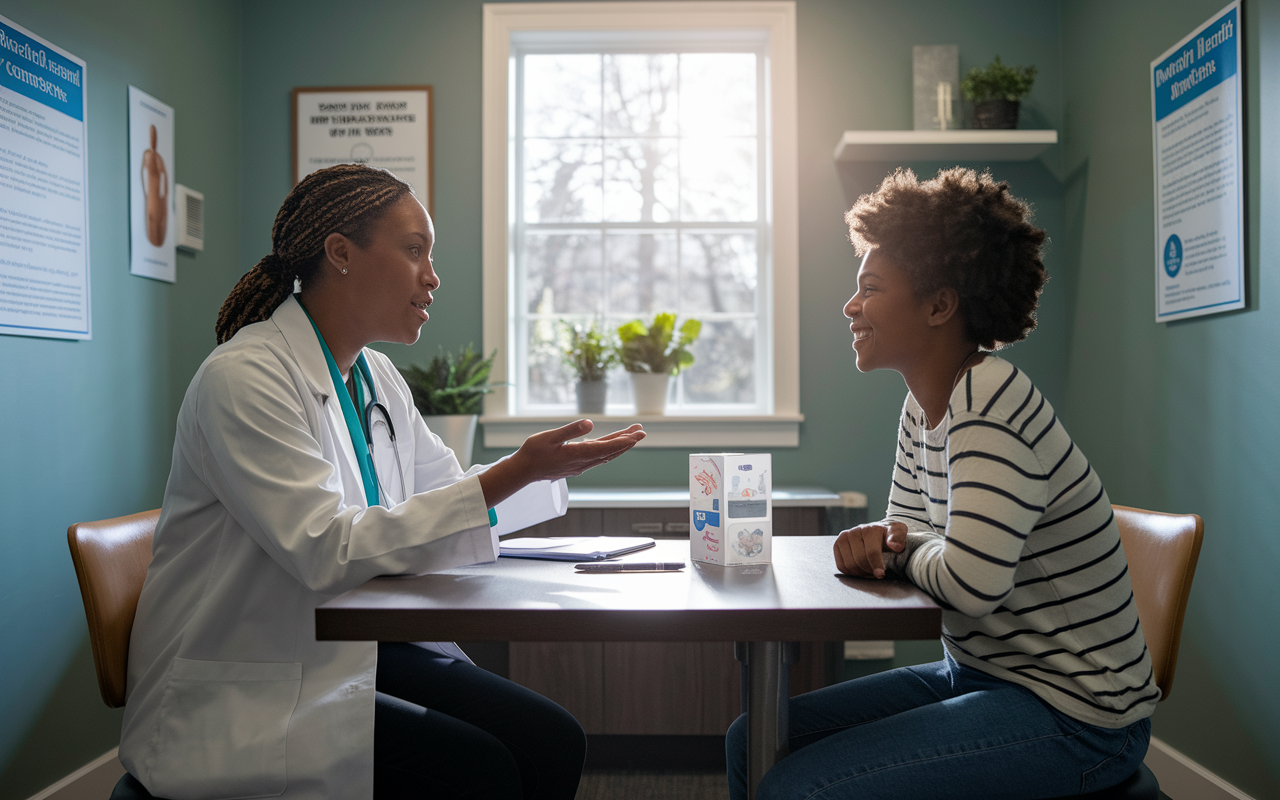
[478,420,645,509]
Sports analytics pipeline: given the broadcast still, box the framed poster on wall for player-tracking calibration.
[293,85,433,215]
[1150,1,1243,322]
[129,85,175,283]
[0,13,90,339]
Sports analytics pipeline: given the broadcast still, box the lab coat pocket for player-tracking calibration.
[152,658,302,800]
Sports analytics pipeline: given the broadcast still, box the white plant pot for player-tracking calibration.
[576,380,608,414]
[630,372,671,415]
[424,413,479,469]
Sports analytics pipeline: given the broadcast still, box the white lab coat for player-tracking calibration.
[119,295,520,799]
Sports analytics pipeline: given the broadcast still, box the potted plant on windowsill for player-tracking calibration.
[399,344,496,469]
[961,55,1037,129]
[617,312,701,416]
[562,321,619,415]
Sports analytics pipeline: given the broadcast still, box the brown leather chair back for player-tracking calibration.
[67,509,159,708]
[1112,505,1203,702]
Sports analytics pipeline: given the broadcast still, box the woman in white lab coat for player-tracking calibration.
[117,164,644,800]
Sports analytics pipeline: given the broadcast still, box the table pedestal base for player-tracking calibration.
[736,642,799,799]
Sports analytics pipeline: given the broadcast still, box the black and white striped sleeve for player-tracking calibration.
[904,411,1048,617]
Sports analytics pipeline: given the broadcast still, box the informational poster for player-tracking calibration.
[1150,1,1243,322]
[0,14,89,340]
[293,86,433,214]
[129,86,175,282]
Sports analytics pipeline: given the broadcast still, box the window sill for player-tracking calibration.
[480,414,804,449]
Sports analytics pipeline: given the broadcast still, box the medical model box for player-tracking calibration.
[690,453,772,566]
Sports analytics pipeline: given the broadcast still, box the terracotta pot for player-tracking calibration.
[576,380,607,414]
[423,414,478,469]
[630,372,671,415]
[972,99,1020,129]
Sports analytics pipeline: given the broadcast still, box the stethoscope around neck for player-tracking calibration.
[351,358,408,505]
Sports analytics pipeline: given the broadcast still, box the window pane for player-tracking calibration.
[524,232,603,314]
[682,319,756,404]
[523,139,602,222]
[604,138,678,222]
[680,53,756,137]
[524,54,601,138]
[680,138,756,221]
[525,319,575,405]
[604,54,679,136]
[681,232,757,314]
[605,232,678,315]
[514,42,769,416]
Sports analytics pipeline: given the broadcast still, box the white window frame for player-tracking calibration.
[481,1,800,448]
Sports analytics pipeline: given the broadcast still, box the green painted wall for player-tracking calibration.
[0,1,242,796]
[1060,0,1280,796]
[5,0,1274,796]
[238,0,1069,500]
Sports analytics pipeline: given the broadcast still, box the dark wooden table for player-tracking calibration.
[316,536,941,798]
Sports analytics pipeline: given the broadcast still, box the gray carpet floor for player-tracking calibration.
[576,771,730,800]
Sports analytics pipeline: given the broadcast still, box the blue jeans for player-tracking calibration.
[727,654,1150,800]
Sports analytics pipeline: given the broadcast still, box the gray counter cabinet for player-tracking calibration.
[465,488,867,737]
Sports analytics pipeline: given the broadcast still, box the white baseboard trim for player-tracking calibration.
[23,735,1258,800]
[844,640,895,660]
[25,747,124,800]
[1146,737,1256,800]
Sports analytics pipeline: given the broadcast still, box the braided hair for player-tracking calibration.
[215,164,412,344]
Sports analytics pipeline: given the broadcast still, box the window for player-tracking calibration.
[482,3,799,447]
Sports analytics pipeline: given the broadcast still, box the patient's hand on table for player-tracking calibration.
[834,521,907,579]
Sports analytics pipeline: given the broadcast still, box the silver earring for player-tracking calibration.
[341,268,348,274]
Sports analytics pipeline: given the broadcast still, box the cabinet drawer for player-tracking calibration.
[508,640,840,736]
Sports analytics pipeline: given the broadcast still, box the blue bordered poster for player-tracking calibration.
[1150,1,1243,322]
[0,14,89,339]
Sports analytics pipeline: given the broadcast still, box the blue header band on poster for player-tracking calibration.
[0,20,83,121]
[1152,7,1237,122]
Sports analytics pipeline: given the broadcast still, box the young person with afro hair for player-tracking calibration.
[726,168,1157,799]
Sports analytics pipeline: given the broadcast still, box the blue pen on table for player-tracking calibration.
[574,562,685,573]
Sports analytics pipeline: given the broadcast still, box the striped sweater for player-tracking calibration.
[883,356,1160,728]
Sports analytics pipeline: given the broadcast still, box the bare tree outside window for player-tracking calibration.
[516,47,765,413]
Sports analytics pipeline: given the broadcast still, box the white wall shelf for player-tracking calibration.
[833,129,1058,162]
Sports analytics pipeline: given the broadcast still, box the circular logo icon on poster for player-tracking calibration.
[350,143,374,163]
[1164,234,1182,277]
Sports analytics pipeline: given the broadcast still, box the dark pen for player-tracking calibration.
[575,562,685,573]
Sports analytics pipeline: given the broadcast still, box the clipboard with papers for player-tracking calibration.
[498,537,657,562]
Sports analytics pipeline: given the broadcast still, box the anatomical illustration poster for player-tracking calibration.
[129,85,175,282]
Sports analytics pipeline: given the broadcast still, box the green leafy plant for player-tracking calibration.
[617,312,701,376]
[960,56,1038,102]
[399,344,497,416]
[562,321,619,382]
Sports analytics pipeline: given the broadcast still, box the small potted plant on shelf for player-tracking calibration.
[399,344,496,469]
[960,55,1038,129]
[562,321,619,415]
[617,312,701,416]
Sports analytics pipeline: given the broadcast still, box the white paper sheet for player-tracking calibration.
[491,477,569,537]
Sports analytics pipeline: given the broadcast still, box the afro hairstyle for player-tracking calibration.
[845,167,1047,350]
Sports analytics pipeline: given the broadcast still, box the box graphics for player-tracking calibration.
[690,453,772,565]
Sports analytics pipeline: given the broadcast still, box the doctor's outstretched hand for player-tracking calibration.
[477,420,645,509]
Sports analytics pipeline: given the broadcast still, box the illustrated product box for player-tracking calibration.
[689,453,772,566]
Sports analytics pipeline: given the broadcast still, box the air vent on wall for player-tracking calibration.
[175,184,204,251]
